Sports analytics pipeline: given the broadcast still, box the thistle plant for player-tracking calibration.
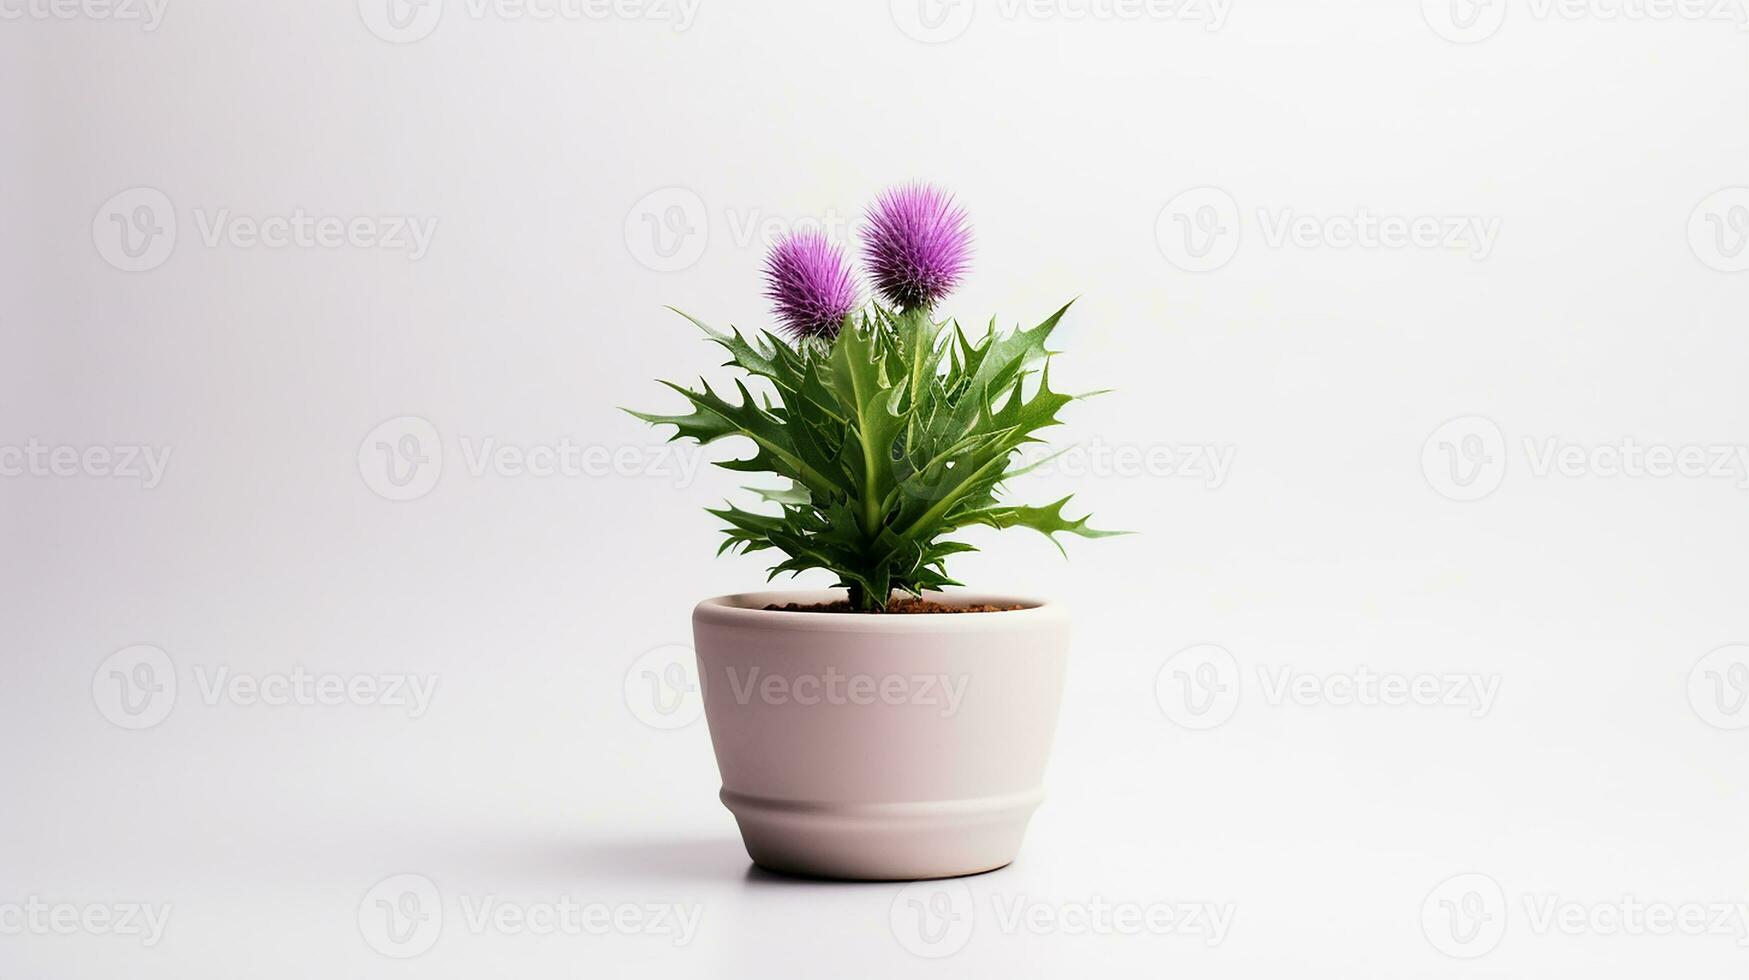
[631,183,1118,611]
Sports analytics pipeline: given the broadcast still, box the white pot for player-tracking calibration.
[692,589,1069,880]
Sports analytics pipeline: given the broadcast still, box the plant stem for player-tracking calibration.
[901,306,931,452]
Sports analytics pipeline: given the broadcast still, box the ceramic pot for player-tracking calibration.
[692,589,1069,880]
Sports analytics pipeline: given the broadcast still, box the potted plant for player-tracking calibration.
[632,184,1117,880]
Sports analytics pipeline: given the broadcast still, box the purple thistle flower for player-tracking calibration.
[861,183,972,311]
[763,230,857,340]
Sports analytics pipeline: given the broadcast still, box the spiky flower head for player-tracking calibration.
[762,230,857,340]
[861,183,973,311]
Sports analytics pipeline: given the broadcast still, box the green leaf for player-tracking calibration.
[629,378,842,500]
[952,495,1128,554]
[750,481,812,507]
[630,298,1117,612]
[827,314,905,536]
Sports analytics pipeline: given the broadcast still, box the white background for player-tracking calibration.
[3,0,1748,975]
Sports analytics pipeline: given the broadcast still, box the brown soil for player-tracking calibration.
[763,597,1029,614]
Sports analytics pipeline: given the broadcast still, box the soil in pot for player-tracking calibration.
[762,597,1030,614]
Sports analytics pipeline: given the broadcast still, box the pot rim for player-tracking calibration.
[694,589,1064,634]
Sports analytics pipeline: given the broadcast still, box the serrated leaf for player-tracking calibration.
[951,495,1127,555]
